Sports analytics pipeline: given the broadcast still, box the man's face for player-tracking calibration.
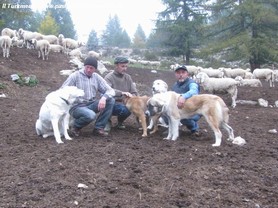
[84,65,96,77]
[175,69,189,82]
[115,63,128,74]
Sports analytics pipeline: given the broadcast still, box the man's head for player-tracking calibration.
[174,65,189,82]
[114,56,129,74]
[83,56,98,76]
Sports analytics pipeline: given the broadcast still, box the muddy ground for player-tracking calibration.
[0,47,277,208]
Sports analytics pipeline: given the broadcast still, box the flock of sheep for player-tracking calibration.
[0,27,92,60]
[172,65,277,108]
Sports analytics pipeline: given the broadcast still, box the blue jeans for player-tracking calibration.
[112,102,131,123]
[71,97,115,130]
[161,114,201,132]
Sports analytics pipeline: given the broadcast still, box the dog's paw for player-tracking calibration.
[212,143,220,147]
[56,140,64,144]
[65,136,73,140]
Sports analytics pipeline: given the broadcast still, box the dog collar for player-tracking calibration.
[60,97,69,105]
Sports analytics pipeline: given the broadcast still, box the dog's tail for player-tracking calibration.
[214,97,229,124]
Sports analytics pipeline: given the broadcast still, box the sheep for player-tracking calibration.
[221,68,248,78]
[1,28,17,38]
[69,48,83,60]
[58,34,64,46]
[62,38,85,54]
[0,35,12,58]
[49,44,64,53]
[195,72,239,108]
[31,39,50,60]
[235,76,262,87]
[88,50,102,60]
[253,68,276,87]
[18,29,43,49]
[42,35,58,44]
[198,67,224,78]
[11,37,24,48]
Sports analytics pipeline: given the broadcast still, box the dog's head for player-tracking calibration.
[152,79,168,95]
[146,92,168,116]
[60,86,85,104]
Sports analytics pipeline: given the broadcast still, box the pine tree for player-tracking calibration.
[205,0,278,70]
[132,24,146,48]
[38,12,59,35]
[87,29,99,51]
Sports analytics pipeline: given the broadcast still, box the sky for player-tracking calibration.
[31,0,165,41]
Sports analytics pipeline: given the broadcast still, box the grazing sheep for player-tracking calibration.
[1,28,17,38]
[198,67,224,78]
[235,76,262,87]
[0,35,12,58]
[31,39,50,60]
[49,44,64,53]
[195,72,239,108]
[11,37,24,48]
[253,68,276,87]
[221,68,248,78]
[42,35,58,44]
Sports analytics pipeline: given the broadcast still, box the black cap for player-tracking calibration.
[84,56,98,69]
[175,65,188,72]
[114,56,129,64]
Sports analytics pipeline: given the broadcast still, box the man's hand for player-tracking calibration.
[122,92,133,97]
[177,95,185,109]
[98,96,107,111]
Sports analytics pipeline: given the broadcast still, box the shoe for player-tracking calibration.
[116,123,126,130]
[93,128,109,137]
[69,127,81,137]
[104,120,112,132]
[191,130,201,137]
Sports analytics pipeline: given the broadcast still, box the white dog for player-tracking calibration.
[147,91,235,146]
[147,79,169,132]
[35,86,84,144]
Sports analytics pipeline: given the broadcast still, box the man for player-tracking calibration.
[104,56,138,130]
[161,65,201,135]
[61,56,115,137]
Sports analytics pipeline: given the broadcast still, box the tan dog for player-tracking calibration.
[123,95,150,137]
[147,91,235,146]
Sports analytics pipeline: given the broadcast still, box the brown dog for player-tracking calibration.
[123,95,150,137]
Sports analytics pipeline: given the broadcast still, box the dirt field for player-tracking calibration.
[0,47,278,208]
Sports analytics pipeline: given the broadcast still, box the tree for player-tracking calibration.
[156,0,206,64]
[47,0,76,39]
[101,15,131,48]
[204,0,278,70]
[0,0,33,30]
[87,29,99,51]
[38,11,59,35]
[132,24,146,48]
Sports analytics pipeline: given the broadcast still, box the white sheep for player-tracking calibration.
[1,28,17,38]
[42,35,58,44]
[235,76,262,87]
[49,44,64,53]
[32,39,50,60]
[195,72,239,108]
[18,29,43,49]
[58,34,64,46]
[198,67,224,78]
[62,38,84,54]
[88,50,102,60]
[11,37,24,48]
[0,35,12,58]
[221,68,248,78]
[253,68,276,87]
[69,48,83,60]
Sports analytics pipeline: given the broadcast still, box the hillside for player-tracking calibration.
[0,47,278,208]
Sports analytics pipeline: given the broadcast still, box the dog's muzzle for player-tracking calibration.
[147,104,163,116]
